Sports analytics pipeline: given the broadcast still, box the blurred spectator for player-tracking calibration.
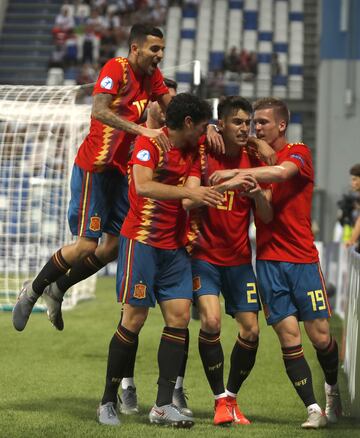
[54,6,75,32]
[82,25,97,63]
[223,47,239,73]
[248,51,257,75]
[271,52,281,76]
[86,8,106,37]
[239,49,250,73]
[64,31,78,66]
[48,43,65,69]
[99,28,117,66]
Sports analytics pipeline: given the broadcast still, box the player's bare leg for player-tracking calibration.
[226,311,259,425]
[13,236,97,331]
[273,316,327,429]
[304,318,342,423]
[98,305,148,426]
[197,295,233,426]
[149,299,194,428]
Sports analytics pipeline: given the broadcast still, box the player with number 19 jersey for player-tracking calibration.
[255,143,331,325]
[255,143,318,263]
[75,57,168,175]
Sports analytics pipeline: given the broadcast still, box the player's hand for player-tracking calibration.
[208,168,239,185]
[189,186,224,207]
[238,176,261,198]
[206,125,225,155]
[143,128,171,152]
[225,174,258,193]
[247,136,277,165]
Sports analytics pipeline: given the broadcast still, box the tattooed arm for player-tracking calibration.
[91,93,171,150]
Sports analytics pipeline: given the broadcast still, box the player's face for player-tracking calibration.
[220,109,251,148]
[254,108,284,145]
[135,35,165,76]
[351,175,360,192]
[148,86,176,125]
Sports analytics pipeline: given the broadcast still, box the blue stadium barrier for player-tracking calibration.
[229,0,243,10]
[243,11,258,30]
[209,51,225,71]
[272,75,288,86]
[181,29,196,39]
[289,12,304,21]
[288,65,303,75]
[259,32,273,41]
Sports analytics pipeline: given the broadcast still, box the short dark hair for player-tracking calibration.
[217,96,252,120]
[350,163,360,177]
[253,97,290,126]
[128,23,163,47]
[166,93,212,130]
[164,77,178,91]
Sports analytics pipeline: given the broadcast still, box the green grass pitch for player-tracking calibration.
[0,276,359,437]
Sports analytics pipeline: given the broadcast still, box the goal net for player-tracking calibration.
[0,85,96,311]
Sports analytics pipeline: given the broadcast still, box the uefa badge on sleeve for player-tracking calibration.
[100,76,113,90]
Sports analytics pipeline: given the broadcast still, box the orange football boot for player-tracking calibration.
[226,396,251,425]
[213,397,233,426]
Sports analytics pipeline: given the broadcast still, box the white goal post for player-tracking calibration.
[0,84,96,311]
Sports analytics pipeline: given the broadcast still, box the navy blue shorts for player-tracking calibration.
[117,236,193,307]
[191,258,260,316]
[256,260,331,325]
[67,164,129,238]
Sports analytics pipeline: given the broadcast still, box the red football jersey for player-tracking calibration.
[75,57,168,174]
[121,129,200,249]
[255,143,319,263]
[188,145,263,266]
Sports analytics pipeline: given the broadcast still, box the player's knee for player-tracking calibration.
[201,315,221,333]
[165,310,190,328]
[97,235,119,263]
[73,238,98,259]
[122,313,147,333]
[239,324,259,341]
[311,333,331,350]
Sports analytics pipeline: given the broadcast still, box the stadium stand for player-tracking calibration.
[0,0,62,85]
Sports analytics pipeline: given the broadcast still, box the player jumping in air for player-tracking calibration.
[211,97,342,429]
[97,93,223,428]
[13,23,172,331]
[184,96,273,426]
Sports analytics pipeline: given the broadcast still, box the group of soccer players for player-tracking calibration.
[13,23,342,430]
